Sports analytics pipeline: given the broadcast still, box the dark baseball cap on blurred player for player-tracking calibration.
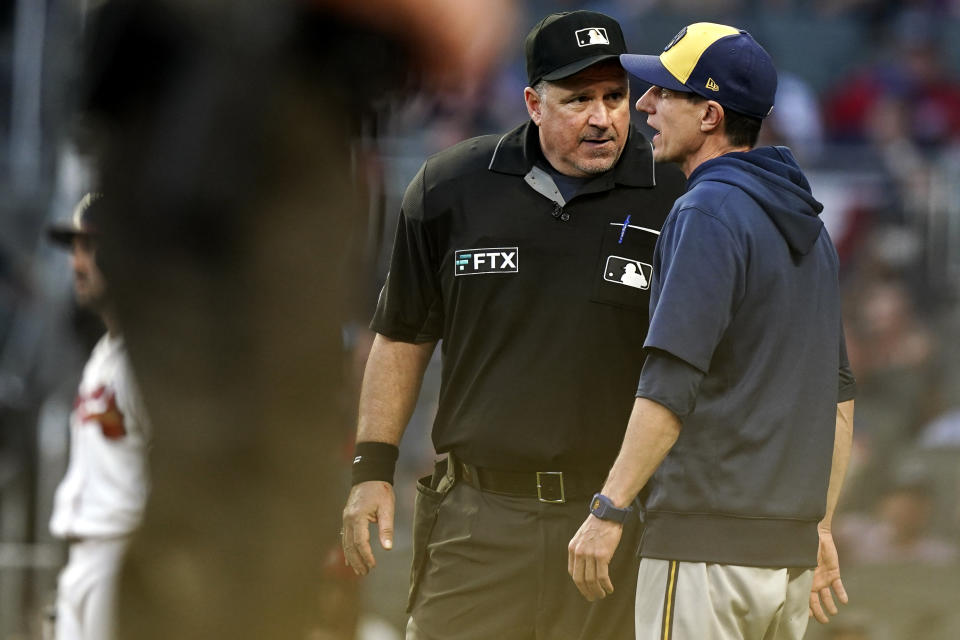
[619,22,777,119]
[525,10,627,87]
[48,192,103,247]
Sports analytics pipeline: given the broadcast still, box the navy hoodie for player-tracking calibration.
[637,146,854,568]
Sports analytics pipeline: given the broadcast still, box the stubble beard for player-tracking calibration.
[574,144,623,176]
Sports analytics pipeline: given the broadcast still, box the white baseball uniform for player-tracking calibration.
[50,333,150,640]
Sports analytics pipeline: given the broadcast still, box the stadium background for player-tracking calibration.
[0,0,959,638]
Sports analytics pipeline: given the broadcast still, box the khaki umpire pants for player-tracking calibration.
[635,558,814,640]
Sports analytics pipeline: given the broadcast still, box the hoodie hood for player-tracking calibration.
[687,146,824,255]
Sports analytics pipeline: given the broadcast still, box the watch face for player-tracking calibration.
[592,498,601,511]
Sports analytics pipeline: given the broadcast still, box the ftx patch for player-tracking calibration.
[455,247,518,276]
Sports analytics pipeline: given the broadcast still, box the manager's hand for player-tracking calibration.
[568,514,623,601]
[809,527,848,623]
[341,480,395,575]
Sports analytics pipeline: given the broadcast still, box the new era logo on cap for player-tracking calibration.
[576,27,609,47]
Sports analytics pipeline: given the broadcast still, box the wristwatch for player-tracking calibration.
[589,493,632,523]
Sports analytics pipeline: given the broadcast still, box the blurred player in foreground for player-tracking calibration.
[47,193,150,640]
[73,0,517,636]
[567,23,856,639]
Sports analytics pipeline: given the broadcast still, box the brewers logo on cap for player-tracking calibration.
[663,27,687,52]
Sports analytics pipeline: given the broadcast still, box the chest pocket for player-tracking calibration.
[590,216,661,310]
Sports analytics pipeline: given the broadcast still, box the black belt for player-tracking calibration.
[453,457,604,504]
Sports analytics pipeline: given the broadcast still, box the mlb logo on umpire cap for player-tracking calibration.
[576,27,609,47]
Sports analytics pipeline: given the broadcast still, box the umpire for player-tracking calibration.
[341,10,685,640]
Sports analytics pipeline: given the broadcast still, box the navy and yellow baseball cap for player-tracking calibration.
[620,23,777,119]
[526,11,627,87]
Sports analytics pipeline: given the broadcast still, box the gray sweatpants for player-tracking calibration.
[635,558,813,640]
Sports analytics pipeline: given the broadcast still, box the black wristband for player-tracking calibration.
[351,441,400,485]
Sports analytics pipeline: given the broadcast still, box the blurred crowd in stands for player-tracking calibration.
[1,1,960,639]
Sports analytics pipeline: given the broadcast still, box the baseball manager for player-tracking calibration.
[568,23,856,640]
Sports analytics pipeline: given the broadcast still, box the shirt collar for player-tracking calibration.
[488,120,656,188]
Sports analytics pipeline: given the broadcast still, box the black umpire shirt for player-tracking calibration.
[372,121,686,472]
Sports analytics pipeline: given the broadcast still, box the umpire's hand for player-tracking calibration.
[568,514,624,601]
[342,481,395,575]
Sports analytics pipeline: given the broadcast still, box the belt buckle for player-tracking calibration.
[536,471,565,504]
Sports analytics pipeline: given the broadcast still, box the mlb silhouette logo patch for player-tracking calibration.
[576,27,609,47]
[603,256,651,290]
[455,247,519,276]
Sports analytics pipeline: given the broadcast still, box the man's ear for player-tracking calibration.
[700,100,724,133]
[524,87,543,126]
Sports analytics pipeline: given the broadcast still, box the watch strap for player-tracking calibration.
[589,492,632,523]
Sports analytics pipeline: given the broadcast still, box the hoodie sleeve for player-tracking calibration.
[644,205,745,374]
[636,348,705,418]
[838,318,856,402]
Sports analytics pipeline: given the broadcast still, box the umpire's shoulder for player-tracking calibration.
[424,133,503,187]
[402,133,502,221]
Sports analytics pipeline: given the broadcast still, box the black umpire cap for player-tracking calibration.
[48,193,103,248]
[525,10,627,87]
